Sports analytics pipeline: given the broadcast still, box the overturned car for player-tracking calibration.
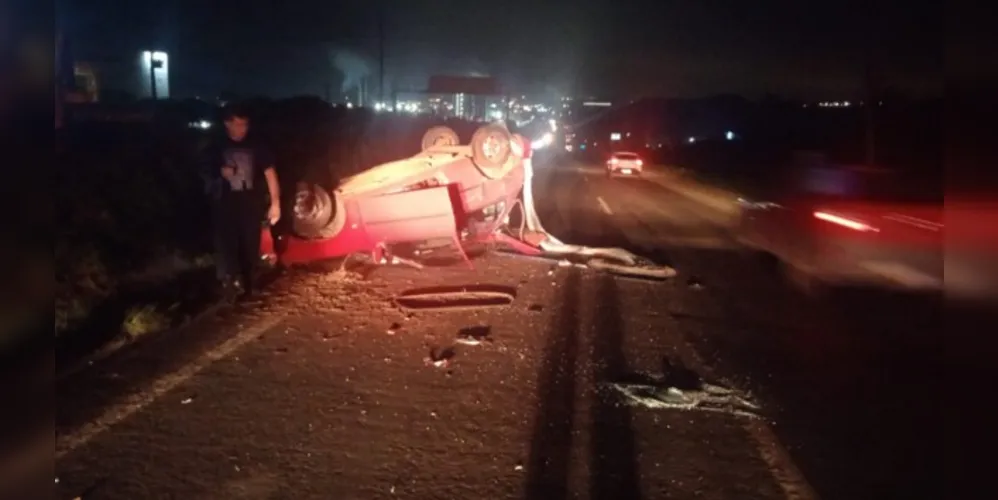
[262,122,675,279]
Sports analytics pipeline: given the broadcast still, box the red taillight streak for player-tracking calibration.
[814,211,878,232]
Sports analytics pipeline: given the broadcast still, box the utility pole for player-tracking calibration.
[378,4,386,104]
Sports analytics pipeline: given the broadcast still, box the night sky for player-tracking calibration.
[61,0,945,100]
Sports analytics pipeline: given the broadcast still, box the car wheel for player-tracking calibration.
[291,183,347,239]
[421,126,460,151]
[470,124,512,178]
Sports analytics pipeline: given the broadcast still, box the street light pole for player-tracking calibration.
[149,62,158,100]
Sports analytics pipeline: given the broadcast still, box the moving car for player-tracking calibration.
[737,154,947,295]
[606,151,643,177]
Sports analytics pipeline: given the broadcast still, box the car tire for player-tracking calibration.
[421,126,460,151]
[470,124,512,178]
[291,183,347,240]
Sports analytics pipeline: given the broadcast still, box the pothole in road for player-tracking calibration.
[394,285,516,311]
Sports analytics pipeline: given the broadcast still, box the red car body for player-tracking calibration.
[261,134,536,266]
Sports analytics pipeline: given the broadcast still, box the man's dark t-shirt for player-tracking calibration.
[201,137,275,203]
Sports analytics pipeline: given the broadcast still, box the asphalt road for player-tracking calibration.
[39,160,945,500]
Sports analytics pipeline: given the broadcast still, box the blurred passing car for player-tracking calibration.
[737,155,948,296]
[606,151,643,177]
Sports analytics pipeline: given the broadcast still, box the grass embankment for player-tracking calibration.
[50,123,217,368]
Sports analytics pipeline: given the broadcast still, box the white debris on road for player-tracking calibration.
[605,378,761,419]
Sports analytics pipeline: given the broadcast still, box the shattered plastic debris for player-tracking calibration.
[424,358,449,368]
[605,379,761,419]
[424,346,455,368]
[455,326,493,346]
[557,259,572,267]
[386,322,402,335]
[587,257,678,280]
[181,397,194,405]
[687,277,705,290]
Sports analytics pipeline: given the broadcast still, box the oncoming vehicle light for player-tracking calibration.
[814,211,879,232]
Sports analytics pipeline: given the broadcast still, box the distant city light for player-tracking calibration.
[582,101,611,107]
[531,132,554,150]
[688,137,696,144]
[610,132,621,141]
[549,119,557,132]
[142,51,168,64]
[489,109,504,120]
[725,131,735,140]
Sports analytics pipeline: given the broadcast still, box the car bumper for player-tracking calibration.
[608,168,642,176]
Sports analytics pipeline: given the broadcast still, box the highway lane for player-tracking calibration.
[41,157,941,500]
[49,239,797,497]
[532,160,944,500]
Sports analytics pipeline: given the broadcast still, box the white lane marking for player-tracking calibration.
[661,322,818,500]
[596,196,613,215]
[55,316,283,460]
[743,420,820,500]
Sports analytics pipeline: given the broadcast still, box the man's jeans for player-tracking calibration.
[212,192,262,292]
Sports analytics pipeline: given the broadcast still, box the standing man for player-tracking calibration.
[202,104,281,299]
